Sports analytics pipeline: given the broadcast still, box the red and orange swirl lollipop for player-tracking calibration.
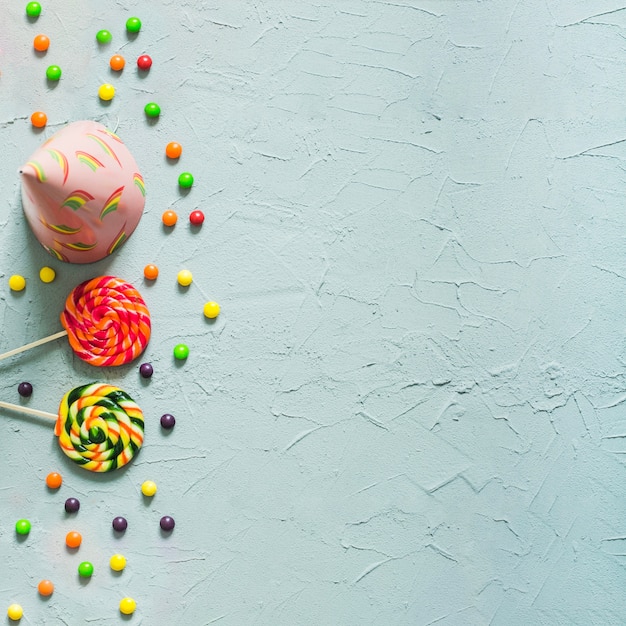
[0,276,150,367]
[60,276,151,366]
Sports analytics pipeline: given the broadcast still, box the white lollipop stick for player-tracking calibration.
[0,330,68,362]
[0,400,57,421]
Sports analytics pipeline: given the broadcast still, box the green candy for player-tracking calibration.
[46,65,62,81]
[126,17,142,33]
[173,344,189,360]
[178,172,194,189]
[78,561,94,577]
[26,2,41,17]
[144,102,161,118]
[96,29,112,44]
[15,519,31,535]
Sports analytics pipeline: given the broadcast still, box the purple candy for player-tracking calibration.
[160,516,175,531]
[160,413,176,429]
[18,382,33,397]
[139,363,154,378]
[112,516,128,532]
[64,497,80,513]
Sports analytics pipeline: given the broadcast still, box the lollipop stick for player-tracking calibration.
[0,330,68,362]
[0,400,57,421]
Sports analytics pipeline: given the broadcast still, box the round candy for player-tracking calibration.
[139,362,153,378]
[144,102,161,118]
[162,210,178,226]
[160,413,175,429]
[46,472,62,489]
[15,519,31,535]
[38,579,54,596]
[160,515,175,531]
[203,301,220,319]
[46,65,61,80]
[177,269,193,286]
[39,266,56,283]
[110,553,126,571]
[55,383,144,472]
[7,604,23,621]
[165,142,182,159]
[178,172,194,188]
[143,264,159,280]
[31,111,47,127]
[98,83,115,101]
[137,54,152,70]
[65,497,80,513]
[25,2,41,17]
[126,17,142,33]
[60,276,151,367]
[33,34,49,51]
[141,480,157,497]
[173,343,189,360]
[18,382,33,397]
[112,516,127,532]
[9,275,26,291]
[119,597,137,615]
[189,210,204,225]
[78,561,94,577]
[65,531,82,548]
[109,54,125,71]
[96,30,112,44]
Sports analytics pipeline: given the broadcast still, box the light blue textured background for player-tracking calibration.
[1,1,625,624]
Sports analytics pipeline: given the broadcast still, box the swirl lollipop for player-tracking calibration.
[55,383,144,471]
[0,276,150,367]
[61,276,151,366]
[0,382,144,472]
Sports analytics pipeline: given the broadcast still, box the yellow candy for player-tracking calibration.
[177,269,193,287]
[98,83,115,101]
[203,301,220,319]
[110,553,126,571]
[9,275,26,291]
[141,480,157,496]
[7,604,23,621]
[119,597,136,615]
[39,266,56,283]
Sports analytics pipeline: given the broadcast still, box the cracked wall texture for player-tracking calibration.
[1,1,624,624]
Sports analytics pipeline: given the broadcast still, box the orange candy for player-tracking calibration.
[165,142,182,159]
[109,54,125,71]
[65,531,82,548]
[45,472,62,489]
[31,111,47,128]
[144,264,159,280]
[38,580,54,596]
[33,34,50,52]
[162,210,178,226]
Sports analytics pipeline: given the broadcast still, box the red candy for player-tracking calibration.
[137,55,152,70]
[189,210,204,226]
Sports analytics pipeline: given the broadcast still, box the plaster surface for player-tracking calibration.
[1,1,625,624]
